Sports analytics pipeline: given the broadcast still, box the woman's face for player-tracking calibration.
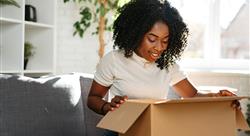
[135,21,169,62]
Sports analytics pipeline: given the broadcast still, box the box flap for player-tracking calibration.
[236,109,250,130]
[153,96,249,104]
[97,101,150,133]
[126,99,163,104]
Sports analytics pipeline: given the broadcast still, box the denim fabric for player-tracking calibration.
[103,130,118,136]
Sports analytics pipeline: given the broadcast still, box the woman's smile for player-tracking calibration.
[149,50,161,60]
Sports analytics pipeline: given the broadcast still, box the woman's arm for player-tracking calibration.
[172,78,237,97]
[87,80,127,115]
[87,80,110,115]
[172,78,240,109]
[172,78,198,98]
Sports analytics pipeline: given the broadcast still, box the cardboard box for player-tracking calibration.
[97,96,250,136]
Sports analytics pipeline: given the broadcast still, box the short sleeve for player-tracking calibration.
[94,52,115,87]
[168,63,187,86]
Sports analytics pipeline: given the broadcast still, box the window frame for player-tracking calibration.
[175,0,249,72]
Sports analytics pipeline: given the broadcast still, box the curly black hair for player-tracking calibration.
[113,0,189,70]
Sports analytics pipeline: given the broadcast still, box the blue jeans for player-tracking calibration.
[103,130,118,136]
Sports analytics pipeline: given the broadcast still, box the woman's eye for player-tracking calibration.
[148,38,156,42]
[162,41,168,44]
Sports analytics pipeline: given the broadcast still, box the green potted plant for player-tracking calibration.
[24,41,35,70]
[0,0,20,8]
[64,0,128,59]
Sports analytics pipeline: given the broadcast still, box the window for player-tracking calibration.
[169,0,249,71]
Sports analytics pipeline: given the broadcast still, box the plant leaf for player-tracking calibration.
[64,0,121,38]
[100,3,106,17]
[63,0,70,3]
[0,0,20,8]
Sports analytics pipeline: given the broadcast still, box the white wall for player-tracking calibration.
[56,0,113,74]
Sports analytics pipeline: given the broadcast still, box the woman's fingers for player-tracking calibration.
[112,95,128,104]
[219,90,236,96]
[110,95,128,111]
[216,90,241,110]
[231,100,241,110]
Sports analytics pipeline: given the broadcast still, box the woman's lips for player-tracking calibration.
[150,52,160,60]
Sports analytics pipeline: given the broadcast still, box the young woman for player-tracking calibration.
[87,0,240,135]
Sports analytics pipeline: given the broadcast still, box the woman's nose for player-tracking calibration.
[154,41,164,51]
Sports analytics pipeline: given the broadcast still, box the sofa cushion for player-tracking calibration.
[73,73,105,136]
[0,74,85,136]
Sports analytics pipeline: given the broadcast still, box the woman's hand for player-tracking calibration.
[215,90,236,97]
[102,95,128,114]
[215,90,241,110]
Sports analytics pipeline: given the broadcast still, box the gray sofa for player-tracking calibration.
[0,73,105,136]
[0,73,180,136]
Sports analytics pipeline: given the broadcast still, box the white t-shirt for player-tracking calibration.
[94,50,186,100]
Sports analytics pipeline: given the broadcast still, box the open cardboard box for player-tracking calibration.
[97,96,250,136]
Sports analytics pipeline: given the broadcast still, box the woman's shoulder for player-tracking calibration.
[167,62,186,75]
[103,49,124,59]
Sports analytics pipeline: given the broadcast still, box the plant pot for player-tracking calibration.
[24,59,28,70]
